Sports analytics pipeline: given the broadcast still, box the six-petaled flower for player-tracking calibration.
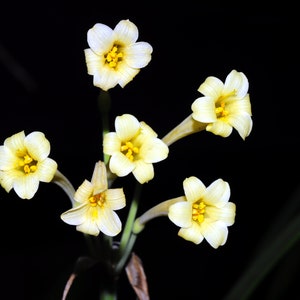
[168,176,236,249]
[84,19,153,91]
[191,69,252,140]
[103,114,169,184]
[0,130,58,199]
[61,161,126,237]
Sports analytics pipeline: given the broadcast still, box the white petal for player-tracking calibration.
[202,221,228,248]
[140,138,169,163]
[206,120,233,137]
[36,158,57,182]
[114,19,139,44]
[74,180,93,204]
[204,179,230,207]
[91,161,107,192]
[61,203,88,225]
[178,222,204,244]
[168,201,192,228]
[206,202,236,226]
[191,96,217,123]
[228,112,253,140]
[25,131,51,161]
[4,131,26,153]
[115,114,140,141]
[115,63,140,88]
[0,146,18,170]
[103,132,121,155]
[198,76,223,98]
[183,176,206,203]
[105,188,126,210]
[125,42,153,68]
[93,66,120,91]
[87,23,114,54]
[14,174,39,199]
[109,152,134,177]
[132,160,154,183]
[97,208,122,236]
[0,169,17,192]
[224,70,249,98]
[84,48,104,75]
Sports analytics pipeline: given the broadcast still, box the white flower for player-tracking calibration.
[168,177,236,249]
[84,19,153,91]
[191,69,252,139]
[103,114,169,184]
[0,131,57,199]
[61,161,126,237]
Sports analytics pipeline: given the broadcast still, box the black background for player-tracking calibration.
[1,1,300,299]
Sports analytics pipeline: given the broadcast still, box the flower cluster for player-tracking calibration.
[0,19,252,299]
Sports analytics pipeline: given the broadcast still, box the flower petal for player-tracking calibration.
[132,160,154,184]
[60,203,88,225]
[109,152,134,177]
[25,131,50,161]
[36,158,57,182]
[178,222,204,244]
[206,120,233,137]
[206,202,236,226]
[114,63,140,88]
[4,131,26,152]
[224,70,249,98]
[91,161,107,193]
[198,76,223,98]
[13,173,39,199]
[114,19,139,45]
[87,23,114,54]
[168,201,192,228]
[191,96,217,122]
[115,114,140,141]
[204,179,230,207]
[74,179,93,204]
[183,176,206,203]
[105,188,126,210]
[201,221,229,249]
[97,208,122,236]
[140,138,169,163]
[125,42,153,68]
[228,112,253,140]
[103,132,121,155]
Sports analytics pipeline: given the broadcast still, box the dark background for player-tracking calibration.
[1,1,300,299]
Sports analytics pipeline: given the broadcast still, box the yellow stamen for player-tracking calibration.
[105,45,123,69]
[89,193,106,207]
[215,101,229,118]
[18,153,37,174]
[121,141,139,161]
[192,201,206,223]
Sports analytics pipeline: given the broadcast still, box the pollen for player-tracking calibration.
[120,141,139,161]
[19,153,37,174]
[105,45,123,68]
[89,193,106,207]
[192,201,206,223]
[215,101,229,118]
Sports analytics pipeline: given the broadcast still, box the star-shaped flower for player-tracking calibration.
[103,114,169,184]
[0,130,58,199]
[168,176,236,249]
[60,161,126,237]
[191,69,252,139]
[84,19,153,91]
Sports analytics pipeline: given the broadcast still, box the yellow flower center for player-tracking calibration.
[105,45,123,68]
[120,141,139,161]
[18,153,37,174]
[215,101,229,119]
[192,201,206,223]
[89,193,106,207]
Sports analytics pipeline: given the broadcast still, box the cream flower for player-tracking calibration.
[191,69,252,140]
[103,114,169,184]
[168,177,236,249]
[84,19,153,91]
[0,131,57,199]
[61,161,126,237]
